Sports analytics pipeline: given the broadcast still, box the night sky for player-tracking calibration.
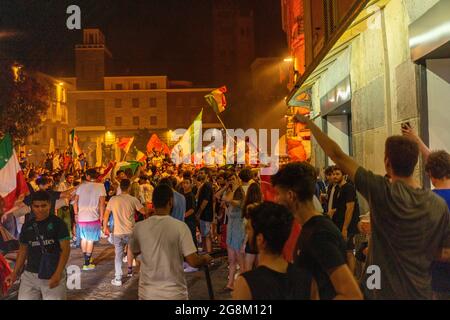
[0,0,286,85]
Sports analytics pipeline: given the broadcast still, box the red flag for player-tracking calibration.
[146,134,170,155]
[118,137,134,154]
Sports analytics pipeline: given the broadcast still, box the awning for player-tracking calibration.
[287,0,390,107]
[409,0,450,62]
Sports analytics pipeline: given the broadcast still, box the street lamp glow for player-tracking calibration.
[283,57,293,62]
[58,82,64,86]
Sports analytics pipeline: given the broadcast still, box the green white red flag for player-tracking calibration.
[205,86,227,114]
[172,110,203,161]
[69,129,82,157]
[0,134,29,213]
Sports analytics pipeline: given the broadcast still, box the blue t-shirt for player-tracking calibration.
[171,190,186,222]
[432,189,450,292]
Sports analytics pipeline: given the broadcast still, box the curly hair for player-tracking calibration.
[271,162,316,202]
[425,150,450,180]
[249,202,293,255]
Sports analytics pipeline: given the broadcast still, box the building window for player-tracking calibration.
[132,98,139,108]
[150,116,157,126]
[133,83,140,90]
[133,116,140,126]
[115,117,122,126]
[114,99,122,108]
[150,83,157,89]
[115,84,123,90]
[150,97,157,108]
[76,99,105,126]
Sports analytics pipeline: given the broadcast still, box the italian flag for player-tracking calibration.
[205,86,227,114]
[0,134,29,213]
[118,137,134,155]
[117,161,142,175]
[69,129,82,157]
[172,110,203,162]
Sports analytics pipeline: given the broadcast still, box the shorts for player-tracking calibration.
[78,220,101,242]
[199,220,211,238]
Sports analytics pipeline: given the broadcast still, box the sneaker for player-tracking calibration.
[127,271,133,278]
[123,256,128,263]
[82,264,96,271]
[111,278,122,286]
[184,266,199,273]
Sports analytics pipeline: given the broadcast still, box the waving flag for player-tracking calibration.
[135,147,147,163]
[69,129,82,157]
[118,137,134,154]
[205,86,227,114]
[0,134,29,213]
[146,134,170,155]
[117,161,142,175]
[172,110,203,162]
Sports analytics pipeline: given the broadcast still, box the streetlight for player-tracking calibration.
[283,57,293,62]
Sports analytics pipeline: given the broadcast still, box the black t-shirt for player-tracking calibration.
[19,215,70,273]
[47,190,62,216]
[183,191,196,223]
[294,215,347,300]
[198,182,214,222]
[242,264,312,300]
[332,182,360,234]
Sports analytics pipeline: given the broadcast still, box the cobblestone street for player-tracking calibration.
[4,239,232,300]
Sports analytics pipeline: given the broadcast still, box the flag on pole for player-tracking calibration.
[0,134,29,213]
[172,110,203,160]
[69,129,82,157]
[205,86,227,114]
[118,137,134,155]
[135,147,147,163]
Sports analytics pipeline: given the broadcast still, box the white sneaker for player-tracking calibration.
[111,278,122,286]
[184,266,199,273]
[122,256,128,263]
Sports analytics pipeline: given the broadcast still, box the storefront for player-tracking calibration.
[286,0,449,177]
[409,0,450,154]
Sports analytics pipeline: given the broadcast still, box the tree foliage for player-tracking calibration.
[0,59,50,145]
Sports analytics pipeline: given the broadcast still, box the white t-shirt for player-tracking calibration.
[130,215,197,300]
[106,194,143,235]
[76,182,106,222]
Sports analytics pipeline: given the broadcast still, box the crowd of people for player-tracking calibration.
[0,119,449,300]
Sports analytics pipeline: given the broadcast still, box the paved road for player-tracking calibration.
[4,239,233,300]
